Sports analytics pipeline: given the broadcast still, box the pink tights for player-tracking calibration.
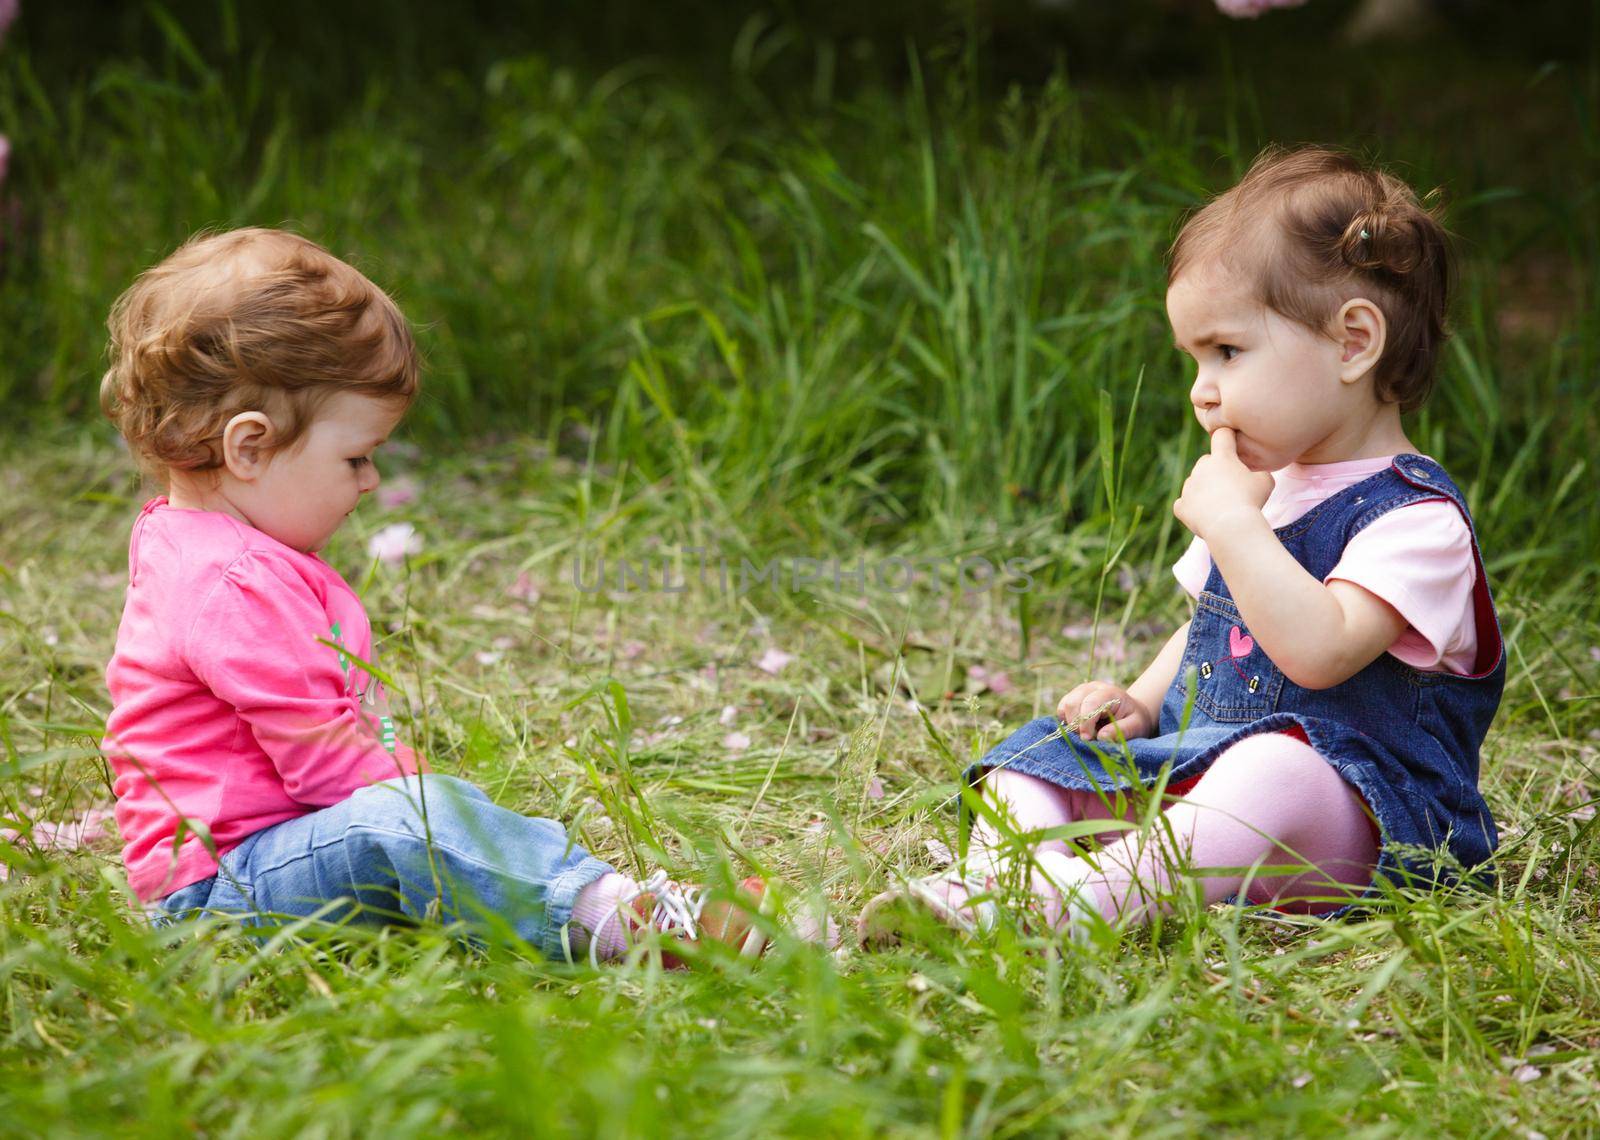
[974,732,1379,925]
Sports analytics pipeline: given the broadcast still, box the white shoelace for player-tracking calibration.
[588,870,707,967]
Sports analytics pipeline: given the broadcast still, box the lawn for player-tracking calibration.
[2,3,1599,1136]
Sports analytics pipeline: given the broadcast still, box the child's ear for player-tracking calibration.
[1336,297,1387,384]
[220,412,275,482]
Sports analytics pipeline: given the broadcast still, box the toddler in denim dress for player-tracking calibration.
[861,146,1504,945]
[99,228,781,964]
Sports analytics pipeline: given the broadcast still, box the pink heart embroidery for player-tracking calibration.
[1228,626,1254,659]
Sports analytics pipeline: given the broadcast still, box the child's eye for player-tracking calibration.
[1218,345,1240,361]
[347,457,371,470]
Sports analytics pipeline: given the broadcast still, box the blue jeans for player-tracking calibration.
[153,774,614,961]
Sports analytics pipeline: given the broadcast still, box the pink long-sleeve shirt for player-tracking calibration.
[103,498,419,902]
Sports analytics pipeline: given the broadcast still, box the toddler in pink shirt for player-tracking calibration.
[99,227,784,964]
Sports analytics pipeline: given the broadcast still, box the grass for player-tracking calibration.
[5,427,1599,1136]
[4,3,1600,1136]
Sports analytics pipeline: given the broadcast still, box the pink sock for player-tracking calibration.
[972,767,1123,928]
[976,767,1136,861]
[569,873,637,961]
[1079,732,1379,921]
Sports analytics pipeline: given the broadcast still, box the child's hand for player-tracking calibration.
[1173,428,1275,541]
[1056,683,1154,742]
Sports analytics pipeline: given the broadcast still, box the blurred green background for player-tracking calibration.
[2,1,1596,582]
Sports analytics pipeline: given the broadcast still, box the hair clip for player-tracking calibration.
[1359,228,1370,240]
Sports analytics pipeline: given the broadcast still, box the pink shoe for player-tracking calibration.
[858,854,1099,949]
[857,868,1002,949]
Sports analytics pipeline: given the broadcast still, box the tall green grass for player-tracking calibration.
[4,6,1598,574]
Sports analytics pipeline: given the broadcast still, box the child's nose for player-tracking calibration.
[361,463,381,494]
[1189,369,1220,411]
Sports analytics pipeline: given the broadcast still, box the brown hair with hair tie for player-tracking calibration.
[1167,146,1454,413]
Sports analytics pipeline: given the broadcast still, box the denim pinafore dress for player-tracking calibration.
[976,455,1505,897]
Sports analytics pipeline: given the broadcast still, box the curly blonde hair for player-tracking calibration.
[1168,146,1455,413]
[101,227,420,477]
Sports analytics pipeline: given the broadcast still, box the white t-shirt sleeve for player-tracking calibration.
[1173,535,1211,600]
[1169,500,1480,674]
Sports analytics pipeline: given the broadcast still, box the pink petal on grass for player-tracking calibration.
[1061,622,1136,665]
[718,705,739,727]
[755,647,795,675]
[1096,637,1129,665]
[865,776,885,800]
[618,640,647,661]
[376,475,420,509]
[723,731,752,752]
[367,522,423,565]
[967,665,1013,695]
[507,572,543,605]
[2,807,116,852]
[1214,0,1306,16]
